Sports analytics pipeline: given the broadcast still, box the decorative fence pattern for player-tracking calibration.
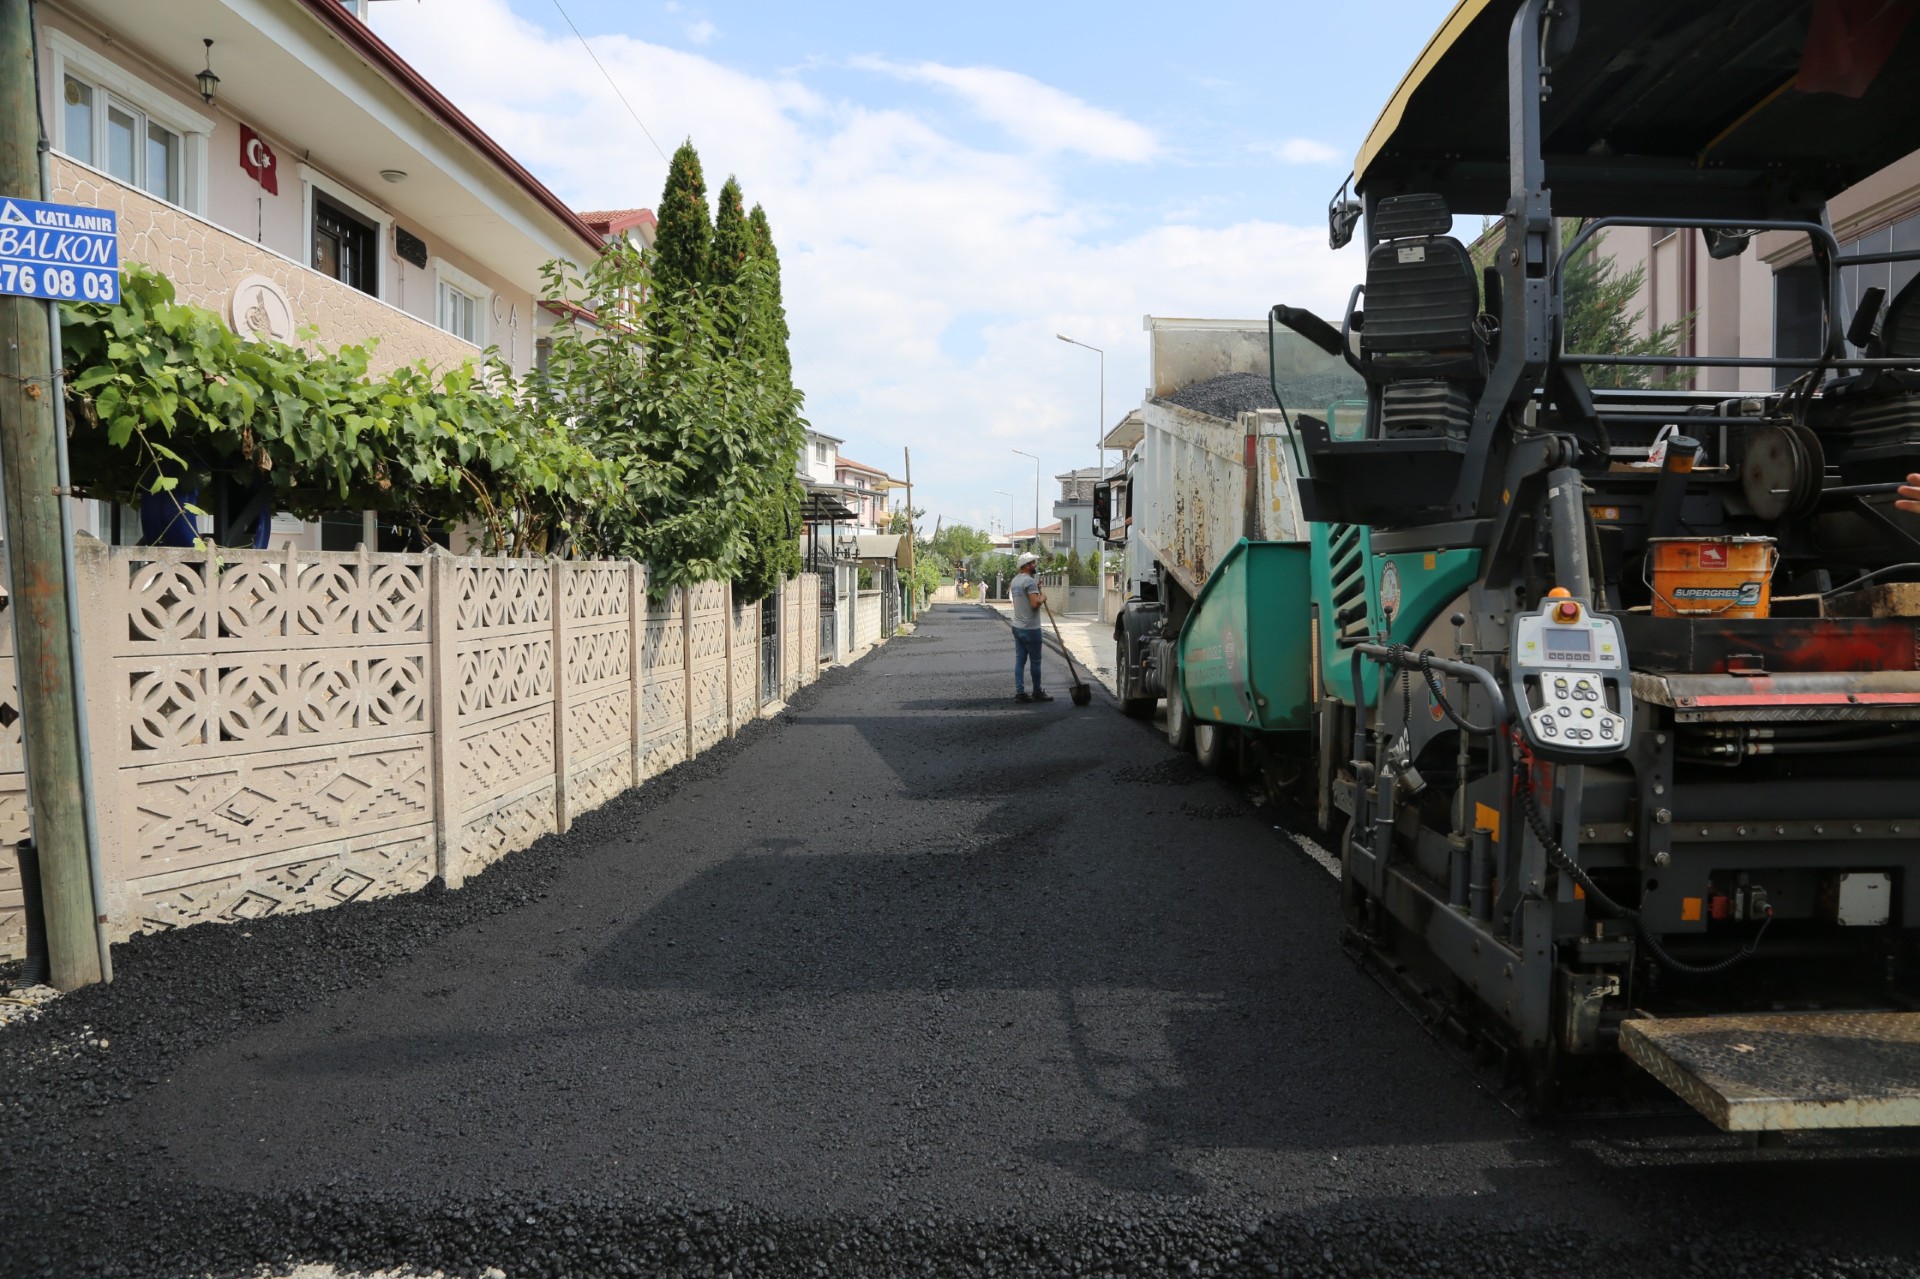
[0,546,842,961]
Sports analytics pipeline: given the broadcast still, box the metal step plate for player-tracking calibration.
[1621,1012,1920,1132]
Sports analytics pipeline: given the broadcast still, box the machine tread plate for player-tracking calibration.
[1620,1012,1920,1132]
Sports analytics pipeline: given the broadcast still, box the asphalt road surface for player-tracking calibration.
[4,604,1918,1278]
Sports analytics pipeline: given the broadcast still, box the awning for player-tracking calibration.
[850,534,909,567]
[799,492,858,522]
[1355,0,1920,217]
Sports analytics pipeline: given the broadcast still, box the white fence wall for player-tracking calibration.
[0,547,827,960]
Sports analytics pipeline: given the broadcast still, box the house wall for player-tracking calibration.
[38,5,543,377]
[54,156,478,376]
[800,434,839,485]
[0,549,826,961]
[1585,146,1920,394]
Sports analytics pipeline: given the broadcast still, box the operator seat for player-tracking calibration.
[1361,193,1486,440]
[1880,270,1920,358]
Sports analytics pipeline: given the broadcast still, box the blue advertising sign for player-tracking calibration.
[0,196,118,304]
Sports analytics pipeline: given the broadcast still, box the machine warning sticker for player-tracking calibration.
[1379,561,1402,616]
[1397,245,1426,264]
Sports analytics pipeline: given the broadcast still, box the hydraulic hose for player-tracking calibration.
[1511,741,1772,977]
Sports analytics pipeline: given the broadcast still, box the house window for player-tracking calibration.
[50,34,209,213]
[439,281,482,343]
[62,74,183,205]
[815,442,829,463]
[313,196,377,295]
[432,260,492,345]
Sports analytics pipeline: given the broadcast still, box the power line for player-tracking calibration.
[549,0,672,166]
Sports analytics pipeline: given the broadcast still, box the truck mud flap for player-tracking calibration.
[1620,1012,1920,1132]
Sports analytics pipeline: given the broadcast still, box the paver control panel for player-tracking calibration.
[1509,596,1632,760]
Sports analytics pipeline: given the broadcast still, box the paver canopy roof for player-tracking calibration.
[1355,0,1920,217]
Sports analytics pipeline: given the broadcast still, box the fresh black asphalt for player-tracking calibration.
[3,603,1918,1278]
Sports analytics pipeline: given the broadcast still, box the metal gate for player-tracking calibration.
[881,566,900,634]
[760,586,779,704]
[816,568,837,664]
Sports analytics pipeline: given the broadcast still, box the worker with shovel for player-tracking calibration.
[1009,552,1053,703]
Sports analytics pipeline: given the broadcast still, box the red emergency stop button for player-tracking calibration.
[1554,601,1581,623]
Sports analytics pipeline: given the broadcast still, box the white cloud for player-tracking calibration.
[1258,137,1343,165]
[370,1,1359,529]
[685,19,717,45]
[850,57,1159,162]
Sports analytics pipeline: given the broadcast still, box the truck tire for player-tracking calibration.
[1166,688,1194,752]
[1194,721,1236,775]
[1117,637,1155,719]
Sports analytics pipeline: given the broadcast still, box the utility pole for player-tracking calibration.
[901,446,912,620]
[0,0,102,988]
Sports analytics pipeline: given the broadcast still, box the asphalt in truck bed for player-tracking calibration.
[3,603,1918,1278]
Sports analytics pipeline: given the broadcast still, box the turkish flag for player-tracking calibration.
[240,125,278,195]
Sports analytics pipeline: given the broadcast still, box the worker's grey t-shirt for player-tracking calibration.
[1010,572,1040,629]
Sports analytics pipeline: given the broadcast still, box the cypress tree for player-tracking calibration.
[653,140,712,291]
[729,196,805,603]
[711,177,751,291]
[747,204,792,381]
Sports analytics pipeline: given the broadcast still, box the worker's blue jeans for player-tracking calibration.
[1013,626,1044,693]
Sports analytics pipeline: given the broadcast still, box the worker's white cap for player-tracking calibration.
[1017,552,1039,566]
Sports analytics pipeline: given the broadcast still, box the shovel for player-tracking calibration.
[1041,598,1093,706]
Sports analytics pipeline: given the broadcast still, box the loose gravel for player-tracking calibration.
[1161,372,1364,422]
[3,605,1918,1278]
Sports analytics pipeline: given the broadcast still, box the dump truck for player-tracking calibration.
[1100,0,1920,1131]
[1102,317,1362,769]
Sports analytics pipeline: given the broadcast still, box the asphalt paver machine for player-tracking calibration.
[1274,0,1920,1127]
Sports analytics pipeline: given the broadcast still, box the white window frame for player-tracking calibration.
[47,29,212,214]
[300,164,391,301]
[431,257,491,347]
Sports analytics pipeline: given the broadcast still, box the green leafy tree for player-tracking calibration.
[711,177,752,293]
[931,522,993,561]
[652,141,713,293]
[61,265,613,555]
[726,192,806,602]
[534,238,795,587]
[747,204,792,382]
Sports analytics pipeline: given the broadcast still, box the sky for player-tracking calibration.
[368,0,1455,535]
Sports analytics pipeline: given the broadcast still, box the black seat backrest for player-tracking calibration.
[1880,271,1920,359]
[1361,193,1483,379]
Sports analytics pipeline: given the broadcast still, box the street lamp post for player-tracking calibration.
[1011,449,1040,557]
[1057,333,1106,618]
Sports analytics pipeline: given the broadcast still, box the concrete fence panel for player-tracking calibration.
[800,574,821,673]
[447,556,560,885]
[0,550,834,963]
[83,542,439,938]
[686,580,730,757]
[641,586,687,780]
[730,595,759,732]
[782,581,803,698]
